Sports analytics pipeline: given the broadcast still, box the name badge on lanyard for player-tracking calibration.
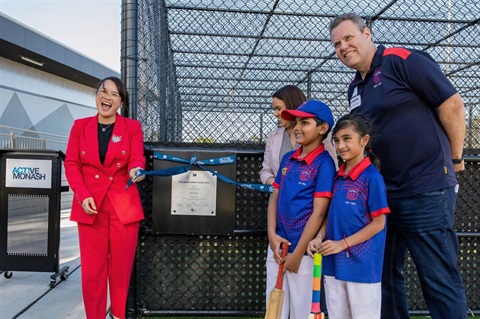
[350,86,361,111]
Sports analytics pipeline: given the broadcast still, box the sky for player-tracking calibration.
[0,0,121,72]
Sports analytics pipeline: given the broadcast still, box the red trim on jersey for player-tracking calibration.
[314,191,333,199]
[383,47,411,60]
[291,144,326,165]
[370,207,390,218]
[337,157,372,181]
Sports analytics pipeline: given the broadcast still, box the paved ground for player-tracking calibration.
[0,210,110,319]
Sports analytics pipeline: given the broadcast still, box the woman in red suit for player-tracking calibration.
[65,76,145,319]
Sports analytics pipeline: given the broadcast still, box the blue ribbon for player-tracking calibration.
[126,152,273,193]
[125,155,196,189]
[196,163,274,193]
[154,152,237,166]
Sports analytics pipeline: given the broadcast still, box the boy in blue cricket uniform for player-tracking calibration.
[308,113,390,319]
[266,99,336,319]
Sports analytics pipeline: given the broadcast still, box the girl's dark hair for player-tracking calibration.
[333,113,381,170]
[272,85,306,110]
[96,76,129,112]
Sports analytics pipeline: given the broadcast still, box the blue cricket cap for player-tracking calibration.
[281,99,334,132]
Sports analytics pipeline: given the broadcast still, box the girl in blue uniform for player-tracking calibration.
[308,113,390,319]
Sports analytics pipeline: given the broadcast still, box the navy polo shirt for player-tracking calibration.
[273,144,335,253]
[348,45,458,198]
[323,157,390,283]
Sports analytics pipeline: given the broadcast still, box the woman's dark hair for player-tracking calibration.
[333,113,380,170]
[272,85,306,110]
[96,76,129,112]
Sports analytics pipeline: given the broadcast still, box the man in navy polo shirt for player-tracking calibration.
[329,12,467,319]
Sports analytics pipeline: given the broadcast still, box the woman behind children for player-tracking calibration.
[308,113,390,319]
[259,85,306,185]
[259,85,337,185]
[65,76,145,319]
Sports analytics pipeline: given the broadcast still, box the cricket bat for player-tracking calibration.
[265,243,289,319]
[308,253,325,319]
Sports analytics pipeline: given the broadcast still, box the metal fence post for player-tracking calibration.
[10,130,14,149]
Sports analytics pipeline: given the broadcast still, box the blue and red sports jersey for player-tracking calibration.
[273,144,336,253]
[348,45,457,199]
[323,157,390,283]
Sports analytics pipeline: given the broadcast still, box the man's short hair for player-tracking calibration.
[329,13,368,34]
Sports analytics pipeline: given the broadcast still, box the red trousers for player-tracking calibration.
[77,197,140,319]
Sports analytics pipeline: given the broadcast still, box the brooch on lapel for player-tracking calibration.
[112,135,122,143]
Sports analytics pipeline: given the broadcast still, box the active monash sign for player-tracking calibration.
[5,158,52,188]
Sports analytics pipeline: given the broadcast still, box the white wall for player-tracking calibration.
[0,57,98,107]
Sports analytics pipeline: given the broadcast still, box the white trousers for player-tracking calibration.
[265,245,313,319]
[324,275,381,319]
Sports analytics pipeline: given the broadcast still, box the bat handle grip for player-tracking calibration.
[274,243,288,290]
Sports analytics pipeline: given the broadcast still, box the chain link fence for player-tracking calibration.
[131,0,479,149]
[123,0,480,316]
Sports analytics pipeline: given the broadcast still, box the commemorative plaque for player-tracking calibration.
[152,148,235,235]
[171,170,217,216]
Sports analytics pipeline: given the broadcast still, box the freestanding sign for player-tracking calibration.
[0,149,69,286]
[5,158,52,188]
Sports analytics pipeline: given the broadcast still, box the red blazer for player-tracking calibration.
[65,115,145,225]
